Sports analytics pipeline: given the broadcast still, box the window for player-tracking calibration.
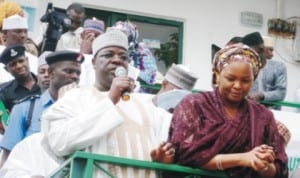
[85,8,183,75]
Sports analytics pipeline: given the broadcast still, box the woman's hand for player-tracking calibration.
[150,141,175,164]
[245,144,275,171]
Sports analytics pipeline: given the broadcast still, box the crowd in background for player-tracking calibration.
[0,1,298,178]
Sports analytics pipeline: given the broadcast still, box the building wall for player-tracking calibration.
[16,0,300,110]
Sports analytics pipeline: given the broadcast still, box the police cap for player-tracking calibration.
[45,50,85,65]
[0,45,26,65]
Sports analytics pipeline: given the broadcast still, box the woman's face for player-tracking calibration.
[217,61,254,104]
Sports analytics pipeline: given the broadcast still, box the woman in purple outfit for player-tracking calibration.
[166,44,288,178]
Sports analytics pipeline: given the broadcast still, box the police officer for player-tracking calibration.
[0,50,84,168]
[0,45,40,112]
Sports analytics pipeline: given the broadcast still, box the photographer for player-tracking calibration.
[55,3,85,51]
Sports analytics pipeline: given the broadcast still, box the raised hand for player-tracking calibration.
[109,76,133,104]
[80,31,96,54]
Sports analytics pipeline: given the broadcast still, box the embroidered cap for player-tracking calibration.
[2,14,28,30]
[83,18,105,34]
[165,63,198,90]
[0,45,25,64]
[263,36,275,48]
[38,51,52,67]
[45,50,85,65]
[92,29,128,56]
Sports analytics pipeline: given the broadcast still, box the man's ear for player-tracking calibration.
[2,30,7,42]
[92,57,96,69]
[161,79,169,90]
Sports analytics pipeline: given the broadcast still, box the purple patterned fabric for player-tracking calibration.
[167,89,288,178]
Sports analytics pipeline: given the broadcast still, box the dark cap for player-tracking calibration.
[242,32,263,46]
[45,50,85,65]
[0,45,25,65]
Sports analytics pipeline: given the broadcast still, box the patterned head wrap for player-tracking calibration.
[0,2,23,28]
[212,44,262,80]
[112,20,138,43]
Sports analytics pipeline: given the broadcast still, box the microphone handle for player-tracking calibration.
[121,91,130,101]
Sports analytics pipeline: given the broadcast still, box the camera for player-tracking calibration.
[40,3,70,52]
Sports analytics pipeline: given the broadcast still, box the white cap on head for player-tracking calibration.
[2,14,28,30]
[263,36,275,48]
[38,51,52,67]
[92,29,128,56]
[164,63,198,91]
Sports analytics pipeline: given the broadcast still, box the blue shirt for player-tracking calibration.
[250,59,287,110]
[0,90,54,151]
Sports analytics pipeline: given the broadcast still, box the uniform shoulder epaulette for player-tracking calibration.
[15,94,41,104]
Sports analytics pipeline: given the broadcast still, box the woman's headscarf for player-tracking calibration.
[0,2,23,28]
[212,44,263,80]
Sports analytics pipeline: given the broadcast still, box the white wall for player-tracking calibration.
[16,0,300,109]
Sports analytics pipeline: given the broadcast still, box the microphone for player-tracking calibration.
[115,66,130,101]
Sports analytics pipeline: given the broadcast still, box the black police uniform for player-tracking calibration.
[0,45,41,111]
[0,75,40,111]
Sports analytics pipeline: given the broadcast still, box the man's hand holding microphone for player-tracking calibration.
[109,66,135,104]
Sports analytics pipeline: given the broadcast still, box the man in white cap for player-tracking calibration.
[36,51,51,93]
[153,63,198,113]
[79,18,105,86]
[248,35,287,110]
[0,14,38,83]
[41,29,174,178]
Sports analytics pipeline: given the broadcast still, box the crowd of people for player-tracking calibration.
[0,1,296,178]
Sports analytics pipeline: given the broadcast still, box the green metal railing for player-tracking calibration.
[48,151,228,178]
[289,157,300,171]
[140,82,300,109]
[260,100,300,109]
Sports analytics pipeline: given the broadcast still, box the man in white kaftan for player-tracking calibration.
[42,88,170,178]
[0,133,59,178]
[41,29,172,178]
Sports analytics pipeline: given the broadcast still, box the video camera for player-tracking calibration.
[40,3,70,52]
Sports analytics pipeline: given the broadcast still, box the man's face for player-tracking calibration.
[49,61,81,90]
[5,56,31,79]
[92,46,129,91]
[263,46,274,60]
[37,64,50,91]
[67,9,85,32]
[2,29,27,46]
[251,44,266,67]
